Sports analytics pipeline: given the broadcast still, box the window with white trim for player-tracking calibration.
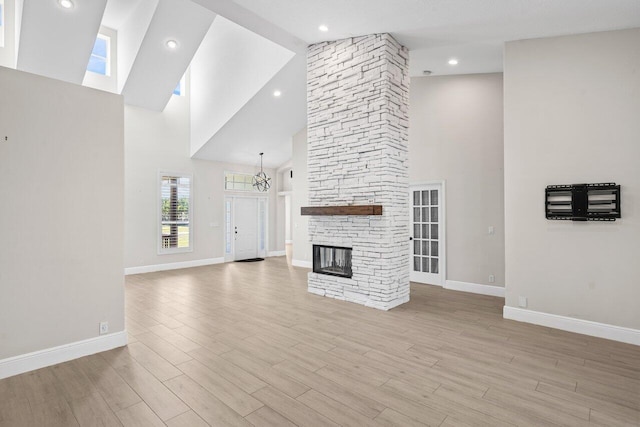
[224,172,263,192]
[159,174,192,253]
[87,34,110,76]
[83,27,117,93]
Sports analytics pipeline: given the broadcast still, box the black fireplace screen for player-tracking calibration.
[313,245,353,278]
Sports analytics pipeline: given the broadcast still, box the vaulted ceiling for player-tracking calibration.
[1,0,639,168]
[233,0,640,77]
[17,0,107,83]
[121,0,215,111]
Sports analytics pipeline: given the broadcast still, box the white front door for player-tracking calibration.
[234,197,258,260]
[409,183,445,286]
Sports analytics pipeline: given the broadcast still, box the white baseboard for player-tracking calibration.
[125,257,225,275]
[444,280,505,298]
[268,250,286,257]
[0,331,128,380]
[503,306,640,346]
[292,259,312,269]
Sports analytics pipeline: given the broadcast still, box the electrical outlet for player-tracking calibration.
[518,296,528,308]
[488,226,495,235]
[99,321,109,335]
[489,274,495,283]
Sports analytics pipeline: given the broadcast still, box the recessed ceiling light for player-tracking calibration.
[318,25,329,32]
[273,90,282,97]
[59,0,74,9]
[166,40,178,50]
[422,70,432,76]
[448,58,459,66]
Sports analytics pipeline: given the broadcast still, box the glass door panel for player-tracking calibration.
[409,183,443,285]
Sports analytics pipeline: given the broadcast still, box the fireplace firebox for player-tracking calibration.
[313,245,353,278]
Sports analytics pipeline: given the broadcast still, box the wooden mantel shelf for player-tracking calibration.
[300,205,383,216]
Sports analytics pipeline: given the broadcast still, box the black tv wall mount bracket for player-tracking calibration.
[545,183,621,221]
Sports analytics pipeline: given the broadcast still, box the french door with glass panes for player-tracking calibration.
[410,183,444,286]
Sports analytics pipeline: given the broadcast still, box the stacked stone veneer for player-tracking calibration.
[307,34,410,310]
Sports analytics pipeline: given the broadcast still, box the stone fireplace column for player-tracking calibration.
[306,34,410,310]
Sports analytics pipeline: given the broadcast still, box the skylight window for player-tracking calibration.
[87,34,110,76]
[83,27,117,93]
[173,74,186,97]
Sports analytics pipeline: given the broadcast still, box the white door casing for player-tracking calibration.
[225,196,268,261]
[409,182,445,286]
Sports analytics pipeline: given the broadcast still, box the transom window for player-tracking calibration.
[87,34,110,76]
[224,172,262,192]
[159,174,192,254]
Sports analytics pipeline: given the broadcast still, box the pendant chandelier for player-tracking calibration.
[252,152,271,192]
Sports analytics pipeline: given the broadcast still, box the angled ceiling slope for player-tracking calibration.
[17,0,107,84]
[191,0,307,55]
[122,0,215,111]
[189,16,295,157]
[101,0,159,94]
[193,53,306,168]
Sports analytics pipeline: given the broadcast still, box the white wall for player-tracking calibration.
[280,167,293,191]
[0,66,125,359]
[284,195,291,242]
[504,28,640,330]
[124,92,281,270]
[0,0,18,68]
[291,127,310,266]
[410,73,505,287]
[276,166,293,247]
[274,186,286,252]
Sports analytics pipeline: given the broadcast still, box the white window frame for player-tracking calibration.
[158,171,193,255]
[89,33,111,76]
[224,171,267,193]
[83,26,117,93]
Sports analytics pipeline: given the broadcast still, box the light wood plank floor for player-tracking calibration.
[1,254,639,426]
